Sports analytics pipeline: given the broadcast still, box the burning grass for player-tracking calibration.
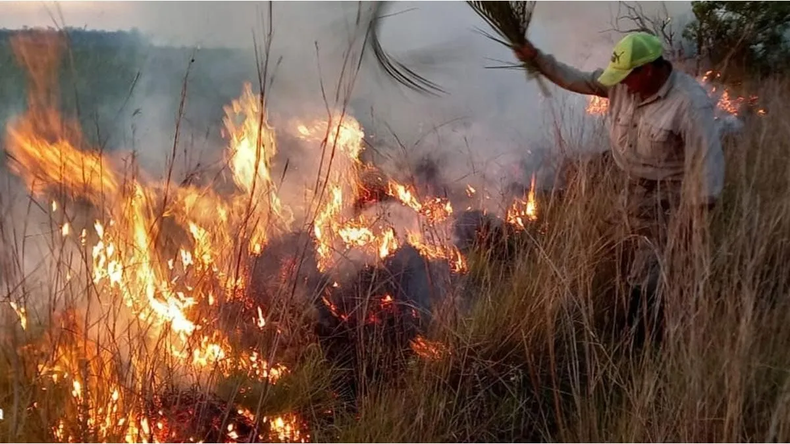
[3,29,790,443]
[585,69,768,120]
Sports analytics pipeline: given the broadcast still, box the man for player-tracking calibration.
[514,32,725,344]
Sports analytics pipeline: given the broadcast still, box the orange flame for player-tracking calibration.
[266,414,308,443]
[223,82,292,253]
[585,70,765,118]
[9,302,27,330]
[406,232,467,273]
[586,95,609,116]
[5,33,297,442]
[386,181,453,224]
[507,173,538,230]
[410,335,449,360]
[2,31,493,444]
[378,227,399,259]
[294,117,368,271]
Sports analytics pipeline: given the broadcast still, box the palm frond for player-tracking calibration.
[482,57,527,70]
[466,1,551,96]
[365,2,445,96]
[364,1,550,97]
[467,1,534,45]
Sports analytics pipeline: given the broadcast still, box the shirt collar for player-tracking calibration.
[638,69,677,106]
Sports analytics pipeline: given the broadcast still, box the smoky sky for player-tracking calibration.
[1,1,695,186]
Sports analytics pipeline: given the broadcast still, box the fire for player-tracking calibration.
[266,414,308,443]
[586,95,609,116]
[294,116,369,271]
[256,306,266,329]
[378,227,399,259]
[9,301,27,330]
[338,224,375,247]
[33,314,145,443]
[322,295,349,322]
[4,33,299,442]
[407,232,468,274]
[190,335,228,367]
[386,181,453,225]
[410,336,449,360]
[1,31,543,443]
[242,350,288,384]
[290,112,460,272]
[223,82,292,253]
[585,69,766,117]
[507,173,538,230]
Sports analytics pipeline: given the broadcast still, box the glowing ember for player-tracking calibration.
[410,335,449,360]
[322,295,349,322]
[266,414,308,443]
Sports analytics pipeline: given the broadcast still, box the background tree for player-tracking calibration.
[606,2,687,62]
[683,1,790,80]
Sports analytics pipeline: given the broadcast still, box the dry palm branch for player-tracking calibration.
[467,1,551,97]
[365,1,551,96]
[365,2,445,96]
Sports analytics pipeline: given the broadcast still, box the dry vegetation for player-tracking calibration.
[1,23,790,444]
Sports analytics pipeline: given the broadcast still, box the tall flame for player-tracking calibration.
[294,116,370,271]
[223,82,292,253]
[507,173,538,230]
[4,32,295,442]
[2,30,555,443]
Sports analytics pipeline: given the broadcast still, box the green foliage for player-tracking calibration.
[683,1,790,79]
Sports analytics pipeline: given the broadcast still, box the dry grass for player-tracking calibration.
[317,78,790,442]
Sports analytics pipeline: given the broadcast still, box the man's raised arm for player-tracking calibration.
[515,42,609,98]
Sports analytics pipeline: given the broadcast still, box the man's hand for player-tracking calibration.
[513,40,538,64]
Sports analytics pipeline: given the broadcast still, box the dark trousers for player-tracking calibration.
[617,178,682,348]
[607,176,713,349]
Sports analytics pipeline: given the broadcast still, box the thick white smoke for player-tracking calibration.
[0,2,695,186]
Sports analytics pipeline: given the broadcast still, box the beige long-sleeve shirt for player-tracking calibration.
[534,50,725,206]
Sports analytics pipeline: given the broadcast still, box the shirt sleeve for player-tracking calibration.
[679,101,725,207]
[533,50,609,98]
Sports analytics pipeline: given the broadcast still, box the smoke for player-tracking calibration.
[0,2,698,312]
[0,1,704,408]
[2,2,694,186]
[0,1,698,301]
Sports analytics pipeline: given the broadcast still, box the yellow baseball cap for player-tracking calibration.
[597,32,664,87]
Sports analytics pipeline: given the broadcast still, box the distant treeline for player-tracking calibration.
[0,27,257,153]
[0,27,149,48]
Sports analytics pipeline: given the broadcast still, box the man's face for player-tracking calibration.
[621,64,653,96]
